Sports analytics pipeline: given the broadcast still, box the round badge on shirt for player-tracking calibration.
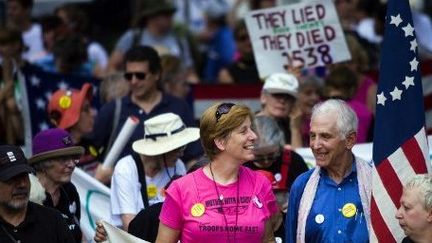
[342,203,357,218]
[147,184,158,198]
[191,203,205,217]
[315,214,325,224]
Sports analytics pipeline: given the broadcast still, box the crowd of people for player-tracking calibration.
[1,0,432,242]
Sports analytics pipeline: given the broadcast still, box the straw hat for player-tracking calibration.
[132,113,200,156]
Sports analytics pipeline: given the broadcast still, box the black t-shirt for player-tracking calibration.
[43,182,82,243]
[244,149,309,191]
[128,202,163,242]
[0,202,75,243]
[402,237,415,243]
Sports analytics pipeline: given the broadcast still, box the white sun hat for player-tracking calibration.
[132,113,200,156]
[263,73,299,97]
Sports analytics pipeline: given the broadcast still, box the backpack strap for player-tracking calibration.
[131,28,143,48]
[278,149,292,190]
[132,152,150,209]
[104,98,122,159]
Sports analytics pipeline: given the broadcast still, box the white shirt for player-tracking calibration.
[110,155,186,227]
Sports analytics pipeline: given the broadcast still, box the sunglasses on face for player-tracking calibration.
[215,103,235,122]
[124,72,147,81]
[254,152,280,164]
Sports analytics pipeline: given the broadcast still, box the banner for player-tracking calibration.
[71,168,110,241]
[245,0,350,78]
[101,221,150,243]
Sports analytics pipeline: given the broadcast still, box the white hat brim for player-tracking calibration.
[132,128,200,156]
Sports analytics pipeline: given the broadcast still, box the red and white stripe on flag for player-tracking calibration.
[370,128,431,242]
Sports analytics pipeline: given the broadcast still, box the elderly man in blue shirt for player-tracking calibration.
[285,99,372,243]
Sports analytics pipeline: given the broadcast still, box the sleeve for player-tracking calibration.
[258,173,279,218]
[114,30,134,54]
[87,42,109,69]
[111,161,140,215]
[159,181,184,230]
[70,183,81,221]
[285,175,306,243]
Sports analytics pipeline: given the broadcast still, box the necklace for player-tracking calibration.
[209,163,240,243]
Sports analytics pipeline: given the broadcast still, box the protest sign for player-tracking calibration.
[245,0,350,78]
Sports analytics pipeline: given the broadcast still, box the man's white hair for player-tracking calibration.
[405,174,432,211]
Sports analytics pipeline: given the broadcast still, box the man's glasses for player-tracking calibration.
[124,72,147,81]
[215,103,235,122]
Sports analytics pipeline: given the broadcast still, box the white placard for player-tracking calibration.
[245,0,351,78]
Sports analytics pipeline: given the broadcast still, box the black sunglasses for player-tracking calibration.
[124,72,147,81]
[215,103,235,122]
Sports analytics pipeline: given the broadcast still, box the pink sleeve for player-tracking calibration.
[259,174,279,218]
[159,182,183,230]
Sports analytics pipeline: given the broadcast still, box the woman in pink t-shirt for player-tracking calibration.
[156,103,279,243]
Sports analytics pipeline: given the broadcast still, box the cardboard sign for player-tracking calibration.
[245,0,351,78]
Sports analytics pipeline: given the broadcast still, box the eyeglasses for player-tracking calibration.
[215,103,235,122]
[124,72,147,81]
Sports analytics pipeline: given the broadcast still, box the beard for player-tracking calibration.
[2,189,29,211]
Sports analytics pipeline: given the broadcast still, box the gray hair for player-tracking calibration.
[254,115,286,148]
[405,174,432,211]
[32,160,54,173]
[311,99,358,139]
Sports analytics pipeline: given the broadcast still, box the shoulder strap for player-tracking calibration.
[132,152,150,209]
[132,28,143,48]
[105,98,122,157]
[278,149,292,190]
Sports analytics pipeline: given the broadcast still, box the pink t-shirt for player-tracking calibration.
[159,166,278,243]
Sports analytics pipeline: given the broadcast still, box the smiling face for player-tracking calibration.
[396,187,432,238]
[0,173,30,211]
[309,112,355,169]
[218,116,257,163]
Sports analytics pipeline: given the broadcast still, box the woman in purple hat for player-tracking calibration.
[29,128,84,243]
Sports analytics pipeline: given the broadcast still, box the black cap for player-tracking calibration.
[0,145,34,182]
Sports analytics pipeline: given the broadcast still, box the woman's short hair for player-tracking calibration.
[311,99,358,139]
[405,174,432,211]
[200,103,254,160]
[254,115,285,149]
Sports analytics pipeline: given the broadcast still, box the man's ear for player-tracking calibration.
[427,209,432,223]
[214,137,226,151]
[345,131,357,150]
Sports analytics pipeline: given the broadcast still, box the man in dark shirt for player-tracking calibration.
[90,46,202,165]
[0,145,74,242]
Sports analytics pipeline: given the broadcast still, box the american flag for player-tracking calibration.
[371,0,432,242]
[18,64,100,152]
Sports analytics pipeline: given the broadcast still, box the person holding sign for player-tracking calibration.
[285,99,371,243]
[156,103,279,243]
[257,72,303,148]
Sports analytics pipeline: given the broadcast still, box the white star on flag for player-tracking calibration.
[402,76,415,89]
[390,14,403,27]
[58,81,68,90]
[377,92,387,106]
[402,23,414,37]
[39,122,49,131]
[390,87,402,101]
[410,39,417,52]
[35,98,46,110]
[409,57,419,71]
[44,91,52,100]
[30,75,40,87]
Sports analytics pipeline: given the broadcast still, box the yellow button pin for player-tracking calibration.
[147,184,157,198]
[342,203,357,218]
[59,95,72,109]
[191,203,205,217]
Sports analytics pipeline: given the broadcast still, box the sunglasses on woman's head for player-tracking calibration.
[215,103,235,122]
[124,72,147,81]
